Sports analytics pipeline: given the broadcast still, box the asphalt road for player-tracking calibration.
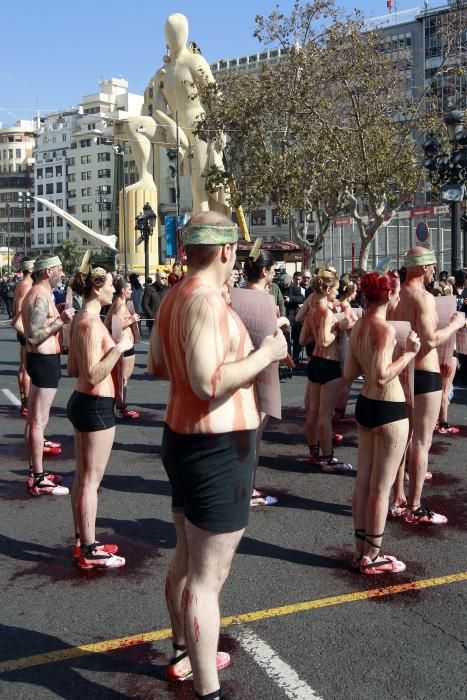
[0,320,465,700]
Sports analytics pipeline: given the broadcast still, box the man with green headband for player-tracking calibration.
[389,245,465,525]
[21,254,75,496]
[149,211,287,700]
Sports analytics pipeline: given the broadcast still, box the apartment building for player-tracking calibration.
[0,121,35,264]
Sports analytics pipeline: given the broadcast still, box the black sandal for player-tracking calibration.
[196,690,231,700]
[320,452,354,472]
[352,529,365,568]
[165,642,192,681]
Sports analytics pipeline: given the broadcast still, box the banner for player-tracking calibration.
[230,287,282,419]
[165,215,185,258]
[388,321,415,409]
[435,296,457,370]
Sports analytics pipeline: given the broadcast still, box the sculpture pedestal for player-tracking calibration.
[119,188,158,276]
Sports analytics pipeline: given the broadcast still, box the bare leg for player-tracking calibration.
[318,377,341,457]
[407,391,441,510]
[439,357,457,424]
[251,413,268,492]
[305,381,320,455]
[116,355,135,410]
[364,419,409,559]
[17,346,30,408]
[72,427,115,545]
[164,511,190,672]
[183,521,244,697]
[334,378,351,418]
[25,385,57,472]
[353,426,374,560]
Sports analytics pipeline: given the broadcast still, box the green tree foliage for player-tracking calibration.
[55,238,85,275]
[196,1,465,269]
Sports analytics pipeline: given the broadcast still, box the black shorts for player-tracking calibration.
[67,391,116,432]
[161,424,256,533]
[414,370,442,395]
[17,332,26,347]
[25,353,61,389]
[355,394,408,430]
[123,348,135,358]
[307,356,341,384]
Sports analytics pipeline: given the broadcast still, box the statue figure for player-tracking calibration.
[115,13,229,215]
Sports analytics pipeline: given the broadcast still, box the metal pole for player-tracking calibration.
[144,226,149,283]
[451,201,460,274]
[7,204,10,273]
[50,216,54,254]
[122,172,128,274]
[175,111,181,260]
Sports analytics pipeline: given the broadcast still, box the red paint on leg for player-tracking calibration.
[193,616,200,642]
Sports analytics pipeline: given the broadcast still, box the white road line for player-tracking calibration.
[2,388,21,406]
[234,627,323,700]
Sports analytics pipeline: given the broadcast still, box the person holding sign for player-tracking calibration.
[149,211,286,700]
[344,272,420,574]
[301,267,353,471]
[390,246,465,524]
[68,265,131,569]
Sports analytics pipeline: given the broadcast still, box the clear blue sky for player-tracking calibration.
[0,0,447,125]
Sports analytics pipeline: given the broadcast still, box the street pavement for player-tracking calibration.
[0,320,465,700]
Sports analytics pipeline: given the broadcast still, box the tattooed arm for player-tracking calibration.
[27,296,64,347]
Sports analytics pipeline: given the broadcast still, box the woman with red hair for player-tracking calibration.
[344,271,420,574]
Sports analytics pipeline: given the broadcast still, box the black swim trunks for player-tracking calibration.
[355,394,408,430]
[161,424,256,533]
[413,369,442,395]
[67,391,116,432]
[25,353,61,389]
[16,331,26,347]
[123,347,135,358]
[307,356,341,385]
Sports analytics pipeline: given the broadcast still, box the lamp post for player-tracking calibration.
[95,184,109,235]
[135,202,157,282]
[17,191,31,257]
[6,203,11,273]
[423,108,467,272]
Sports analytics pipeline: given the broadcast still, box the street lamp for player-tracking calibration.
[423,108,467,272]
[135,202,157,282]
[17,191,31,257]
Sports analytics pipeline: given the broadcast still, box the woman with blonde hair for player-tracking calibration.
[68,264,132,568]
[301,267,353,471]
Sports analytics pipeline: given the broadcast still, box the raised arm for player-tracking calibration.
[26,296,73,347]
[77,322,129,386]
[372,325,420,387]
[417,296,464,352]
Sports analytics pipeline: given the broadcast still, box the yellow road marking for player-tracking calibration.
[1,571,466,674]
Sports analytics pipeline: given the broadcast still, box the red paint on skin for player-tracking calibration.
[210,366,222,399]
[181,589,197,609]
[193,616,200,642]
[165,573,172,601]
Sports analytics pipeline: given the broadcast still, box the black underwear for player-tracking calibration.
[307,356,341,385]
[355,394,408,430]
[67,391,116,432]
[123,348,135,358]
[25,353,61,389]
[413,370,442,395]
[16,331,26,347]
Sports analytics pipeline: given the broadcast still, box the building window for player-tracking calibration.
[15,149,21,158]
[81,171,92,180]
[80,138,92,148]
[67,157,75,166]
[251,210,266,226]
[82,203,92,213]
[56,200,63,208]
[57,231,63,243]
[37,185,43,195]
[272,209,288,225]
[68,173,76,182]
[97,169,111,178]
[56,182,63,193]
[46,183,53,194]
[81,154,92,164]
[38,233,44,245]
[37,169,43,178]
[38,217,44,228]
[55,165,62,176]
[45,167,53,178]
[97,152,111,162]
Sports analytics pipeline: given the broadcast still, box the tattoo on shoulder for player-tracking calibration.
[30,297,49,330]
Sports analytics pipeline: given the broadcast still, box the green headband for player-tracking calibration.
[404,250,437,268]
[21,259,35,272]
[183,224,238,246]
[34,255,62,272]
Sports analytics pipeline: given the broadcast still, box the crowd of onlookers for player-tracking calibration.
[2,260,467,381]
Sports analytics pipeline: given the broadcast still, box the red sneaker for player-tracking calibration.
[43,445,62,456]
[44,439,62,449]
[73,543,119,561]
[27,473,69,496]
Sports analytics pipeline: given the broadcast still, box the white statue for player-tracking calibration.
[115,13,229,214]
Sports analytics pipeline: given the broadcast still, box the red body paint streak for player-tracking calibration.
[193,617,200,642]
[181,589,198,609]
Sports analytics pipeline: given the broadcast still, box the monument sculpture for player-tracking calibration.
[114,12,230,272]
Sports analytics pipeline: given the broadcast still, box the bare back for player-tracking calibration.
[105,298,135,345]
[349,316,406,402]
[309,302,340,361]
[12,276,33,334]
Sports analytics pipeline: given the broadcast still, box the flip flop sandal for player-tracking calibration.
[165,643,230,682]
[360,533,406,574]
[320,454,354,472]
[77,543,125,569]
